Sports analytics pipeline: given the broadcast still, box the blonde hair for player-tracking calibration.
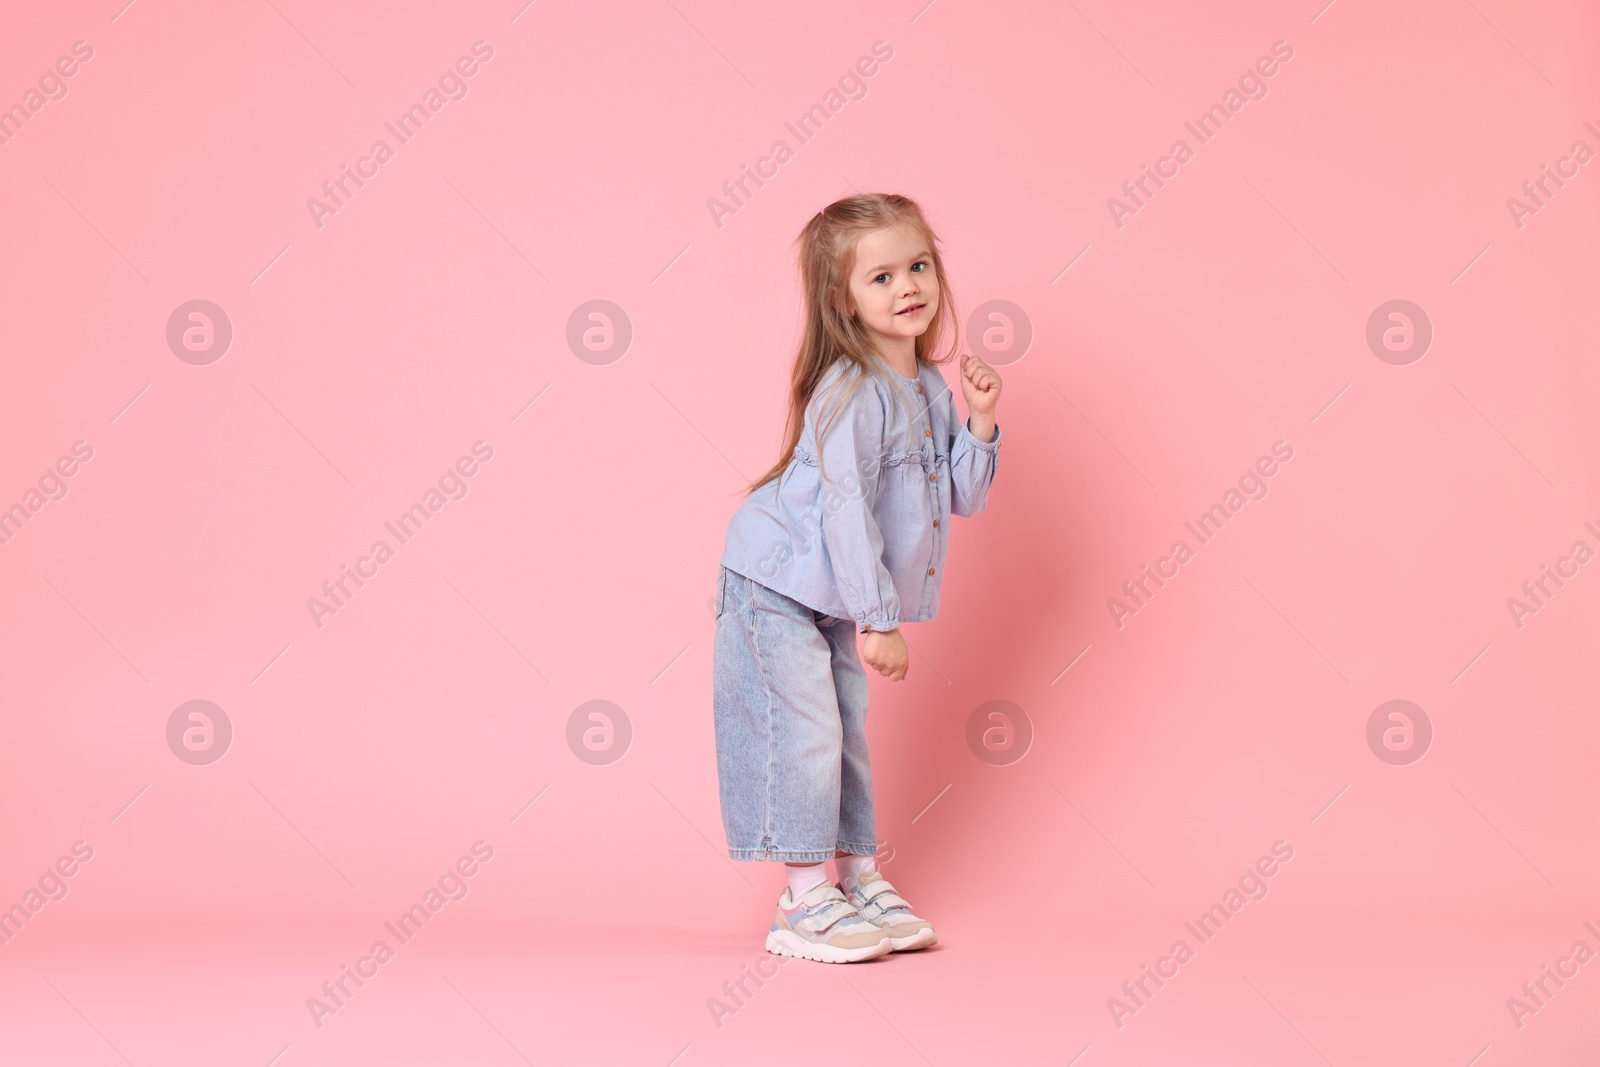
[747,193,959,494]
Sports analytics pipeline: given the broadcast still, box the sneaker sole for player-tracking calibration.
[887,927,938,951]
[765,928,892,964]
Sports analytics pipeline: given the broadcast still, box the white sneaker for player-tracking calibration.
[842,870,938,951]
[765,881,893,963]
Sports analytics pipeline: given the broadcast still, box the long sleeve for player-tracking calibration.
[814,375,902,631]
[947,391,1001,517]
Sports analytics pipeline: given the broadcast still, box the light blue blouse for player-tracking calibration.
[720,359,1001,632]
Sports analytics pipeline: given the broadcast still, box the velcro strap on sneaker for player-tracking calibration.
[857,881,911,911]
[795,902,856,933]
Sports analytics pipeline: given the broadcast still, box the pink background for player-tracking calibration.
[3,0,1599,1064]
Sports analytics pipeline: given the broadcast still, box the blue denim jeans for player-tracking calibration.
[713,565,877,862]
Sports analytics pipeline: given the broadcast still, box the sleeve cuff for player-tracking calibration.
[858,619,900,634]
[961,419,1002,451]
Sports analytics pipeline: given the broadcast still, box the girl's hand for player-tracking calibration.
[960,352,1002,415]
[862,629,909,682]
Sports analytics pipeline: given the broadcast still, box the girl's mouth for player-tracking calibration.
[896,303,925,316]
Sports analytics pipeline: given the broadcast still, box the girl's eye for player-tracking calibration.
[873,262,927,283]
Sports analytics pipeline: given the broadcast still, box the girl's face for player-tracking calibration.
[843,225,938,352]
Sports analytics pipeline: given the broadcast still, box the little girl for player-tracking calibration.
[712,193,1003,963]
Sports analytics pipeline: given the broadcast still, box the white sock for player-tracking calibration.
[834,852,876,888]
[785,863,828,901]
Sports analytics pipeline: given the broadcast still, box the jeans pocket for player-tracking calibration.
[715,567,728,620]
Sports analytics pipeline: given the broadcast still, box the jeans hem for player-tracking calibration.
[728,847,834,862]
[729,843,874,863]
